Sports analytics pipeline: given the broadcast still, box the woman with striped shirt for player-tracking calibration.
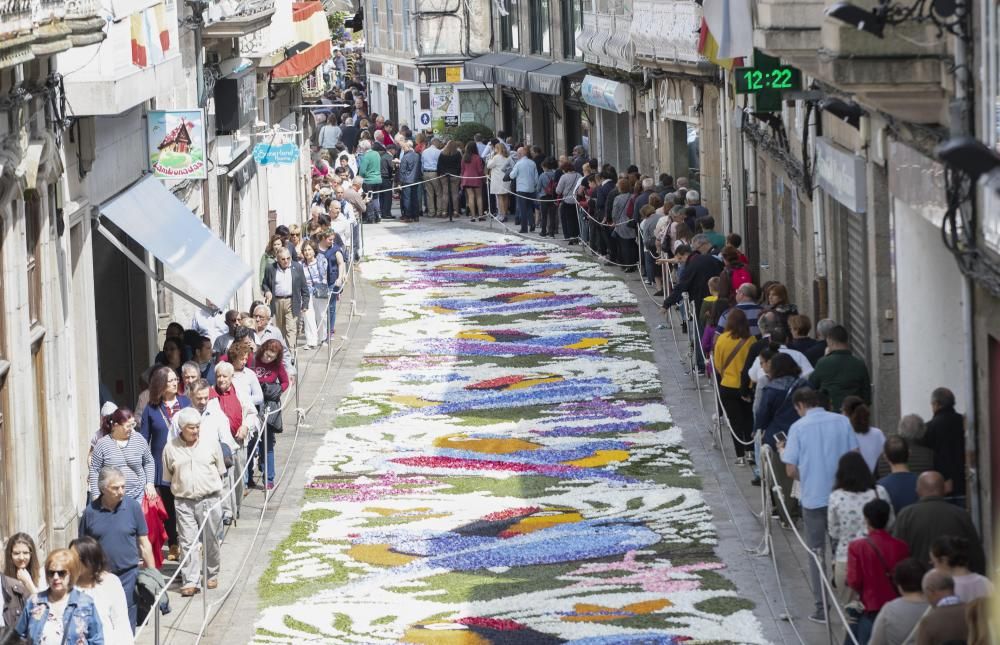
[89,408,156,501]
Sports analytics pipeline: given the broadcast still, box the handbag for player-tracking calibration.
[220,442,234,469]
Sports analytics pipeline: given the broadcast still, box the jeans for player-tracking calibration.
[577,207,591,245]
[328,290,340,335]
[256,428,277,483]
[803,506,829,614]
[117,565,139,632]
[402,185,420,219]
[516,191,535,231]
[539,202,557,235]
[848,611,876,645]
[642,249,657,282]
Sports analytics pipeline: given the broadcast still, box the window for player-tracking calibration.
[25,193,42,328]
[386,0,394,49]
[530,0,550,54]
[370,0,380,48]
[562,0,583,59]
[402,0,411,51]
[0,216,9,538]
[500,0,520,51]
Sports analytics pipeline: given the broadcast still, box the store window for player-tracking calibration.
[561,0,583,59]
[530,0,550,55]
[500,0,520,51]
[25,193,42,328]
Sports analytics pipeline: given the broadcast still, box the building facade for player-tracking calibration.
[0,0,333,550]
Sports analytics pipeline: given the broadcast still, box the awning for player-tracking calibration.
[463,52,519,84]
[528,61,587,95]
[581,74,631,113]
[272,1,332,83]
[99,175,253,306]
[494,56,550,90]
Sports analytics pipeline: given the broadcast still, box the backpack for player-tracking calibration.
[730,266,752,292]
[542,171,557,198]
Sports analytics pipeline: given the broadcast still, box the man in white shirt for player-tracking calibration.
[328,200,353,255]
[191,304,229,345]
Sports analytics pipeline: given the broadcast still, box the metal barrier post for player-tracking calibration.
[202,523,209,619]
[154,598,161,645]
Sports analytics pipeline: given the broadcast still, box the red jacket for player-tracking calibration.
[846,529,910,612]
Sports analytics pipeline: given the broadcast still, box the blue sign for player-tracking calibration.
[252,142,300,166]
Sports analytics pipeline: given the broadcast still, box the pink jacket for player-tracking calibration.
[460,155,485,188]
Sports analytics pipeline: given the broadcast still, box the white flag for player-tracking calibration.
[703,0,754,60]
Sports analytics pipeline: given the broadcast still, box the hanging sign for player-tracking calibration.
[147,110,207,179]
[430,84,460,133]
[253,141,300,166]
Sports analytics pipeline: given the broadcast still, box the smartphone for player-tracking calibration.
[774,431,787,445]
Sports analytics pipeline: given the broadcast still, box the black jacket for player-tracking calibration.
[921,407,966,496]
[663,251,723,312]
[261,263,310,317]
[340,125,360,154]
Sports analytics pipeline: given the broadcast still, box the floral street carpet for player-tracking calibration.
[254,228,765,644]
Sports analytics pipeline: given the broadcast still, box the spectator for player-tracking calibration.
[556,161,581,244]
[88,408,156,502]
[804,317,837,366]
[437,140,462,219]
[536,157,559,238]
[892,471,986,573]
[843,396,885,474]
[508,147,539,233]
[138,366,191,562]
[687,191,711,224]
[868,558,929,645]
[224,341,263,407]
[655,173,674,199]
[70,537,132,643]
[486,142,512,222]
[929,536,994,602]
[185,377,243,525]
[261,248,310,350]
[779,386,860,623]
[258,235,284,287]
[460,141,486,222]
[191,336,216,385]
[610,178,637,269]
[713,309,754,463]
[162,407,226,597]
[763,283,799,326]
[79,466,156,630]
[754,353,806,506]
[919,387,966,500]
[0,566,27,632]
[251,304,292,376]
[828,452,893,607]
[807,324,871,409]
[738,311,780,401]
[398,140,422,222]
[787,314,820,356]
[719,246,752,297]
[845,499,910,644]
[211,310,241,357]
[356,140,383,222]
[877,435,920,514]
[892,414,935,476]
[254,340,290,490]
[716,283,762,337]
[300,240,329,350]
[14,549,104,644]
[746,327,814,383]
[663,234,724,320]
[3,533,41,595]
[915,570,967,645]
[320,230,347,341]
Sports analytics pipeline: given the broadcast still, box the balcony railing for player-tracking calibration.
[631,0,705,69]
[580,11,634,71]
[203,0,277,38]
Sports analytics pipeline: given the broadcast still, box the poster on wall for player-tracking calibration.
[147,110,207,179]
[430,84,460,134]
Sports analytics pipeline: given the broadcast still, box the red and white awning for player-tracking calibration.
[271,1,331,83]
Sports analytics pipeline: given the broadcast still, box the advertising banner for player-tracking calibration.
[430,84,460,134]
[147,110,207,179]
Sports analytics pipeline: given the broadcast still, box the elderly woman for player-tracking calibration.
[69,537,131,644]
[88,408,156,503]
[162,407,226,597]
[14,549,104,644]
[254,340,289,490]
[610,178,638,269]
[179,360,201,396]
[139,365,191,562]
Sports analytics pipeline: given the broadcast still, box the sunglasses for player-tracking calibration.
[46,569,68,579]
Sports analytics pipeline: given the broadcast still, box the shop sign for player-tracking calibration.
[430,84,460,133]
[445,66,462,83]
[252,141,299,166]
[580,75,630,113]
[657,78,696,122]
[147,110,207,180]
[815,136,867,213]
[460,112,475,123]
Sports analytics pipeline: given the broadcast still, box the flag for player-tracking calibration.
[697,18,745,70]
[699,0,753,68]
[130,12,147,67]
[131,3,172,68]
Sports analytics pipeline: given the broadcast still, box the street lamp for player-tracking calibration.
[825,0,969,39]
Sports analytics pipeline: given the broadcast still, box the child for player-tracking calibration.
[700,276,721,364]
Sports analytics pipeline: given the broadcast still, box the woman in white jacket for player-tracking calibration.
[486,143,512,221]
[71,536,133,644]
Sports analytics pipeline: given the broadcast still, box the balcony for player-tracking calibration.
[202,0,277,39]
[59,0,183,115]
[1,0,103,69]
[580,11,634,72]
[65,0,107,47]
[816,0,950,123]
[630,0,710,74]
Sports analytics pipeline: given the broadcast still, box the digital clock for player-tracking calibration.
[734,65,802,94]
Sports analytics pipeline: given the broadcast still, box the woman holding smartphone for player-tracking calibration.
[754,353,805,527]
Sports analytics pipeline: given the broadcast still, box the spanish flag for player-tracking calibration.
[698,0,753,69]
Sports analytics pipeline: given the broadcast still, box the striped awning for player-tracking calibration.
[272,1,332,82]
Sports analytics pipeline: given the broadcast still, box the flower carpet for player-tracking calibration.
[254,228,766,644]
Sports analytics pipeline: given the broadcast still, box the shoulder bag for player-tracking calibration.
[720,337,751,374]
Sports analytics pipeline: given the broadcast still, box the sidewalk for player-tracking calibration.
[135,266,383,645]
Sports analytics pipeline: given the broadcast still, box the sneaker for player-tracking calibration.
[807,611,827,624]
[180,586,199,597]
[750,476,762,486]
[735,457,746,466]
[266,482,276,491]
